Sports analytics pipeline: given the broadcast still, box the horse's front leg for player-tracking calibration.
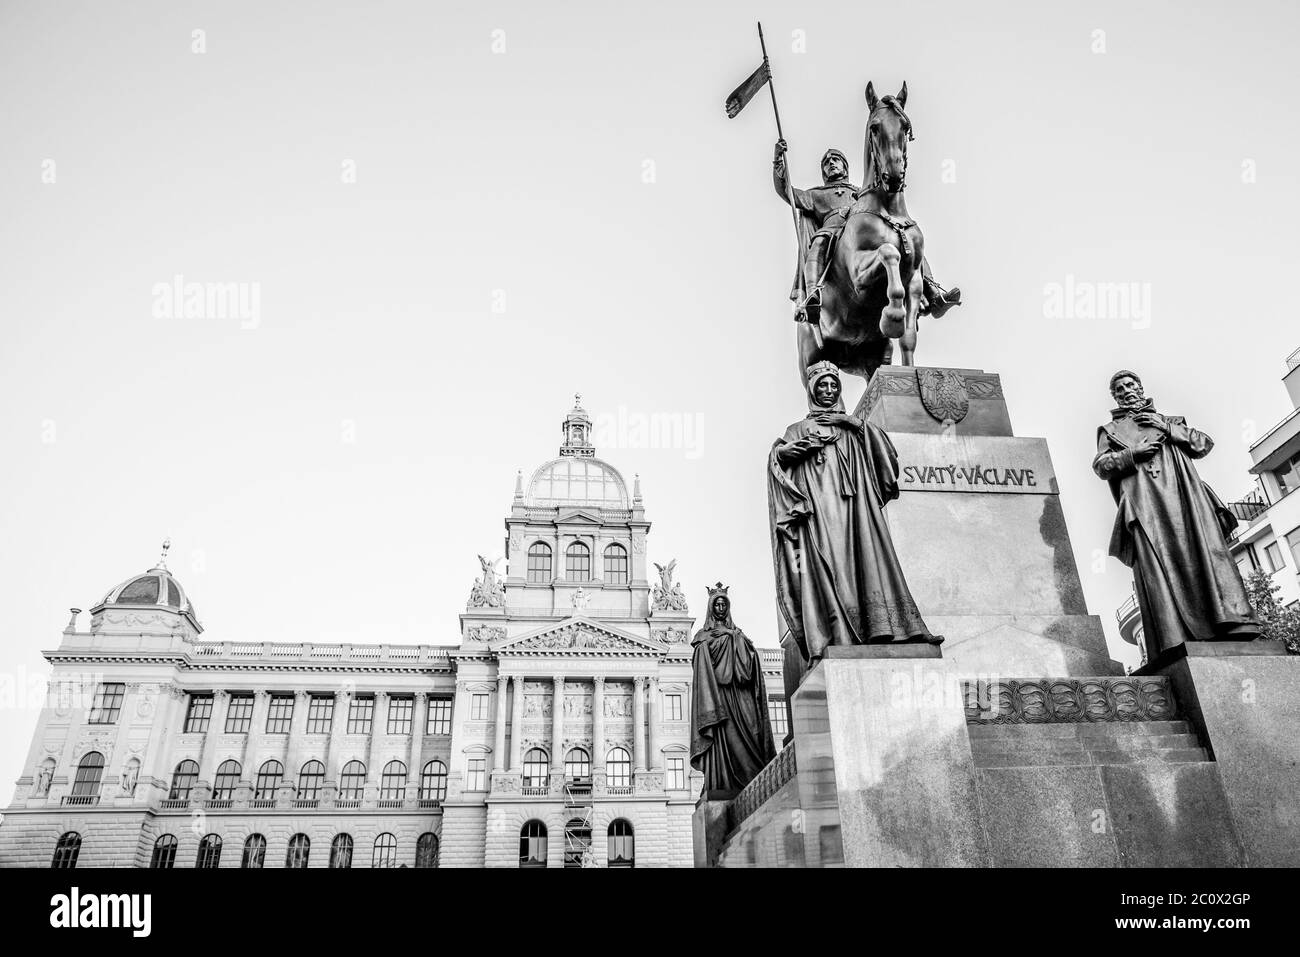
[876,243,906,338]
[899,269,924,365]
[796,321,822,384]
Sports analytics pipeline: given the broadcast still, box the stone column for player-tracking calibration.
[198,690,231,783]
[325,690,349,784]
[493,676,508,771]
[369,692,387,789]
[592,676,606,771]
[551,675,564,772]
[284,690,309,779]
[407,693,426,803]
[647,676,662,770]
[143,683,182,789]
[508,677,524,771]
[632,676,646,771]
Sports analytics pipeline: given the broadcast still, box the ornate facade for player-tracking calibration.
[0,400,784,868]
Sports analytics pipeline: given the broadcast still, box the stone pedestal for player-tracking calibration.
[855,366,1121,677]
[692,791,736,869]
[791,647,990,867]
[1145,641,1300,866]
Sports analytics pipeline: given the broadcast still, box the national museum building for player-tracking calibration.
[0,400,785,868]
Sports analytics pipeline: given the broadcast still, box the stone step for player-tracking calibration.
[968,720,1191,739]
[971,733,1201,753]
[974,747,1210,769]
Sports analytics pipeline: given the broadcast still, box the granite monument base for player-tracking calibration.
[1144,641,1300,866]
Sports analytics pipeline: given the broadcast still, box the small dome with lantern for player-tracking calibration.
[92,539,199,622]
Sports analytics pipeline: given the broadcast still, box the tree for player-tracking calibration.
[1243,568,1300,654]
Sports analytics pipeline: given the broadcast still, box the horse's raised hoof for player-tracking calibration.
[879,306,906,338]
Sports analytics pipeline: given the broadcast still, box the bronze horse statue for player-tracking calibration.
[796,81,960,383]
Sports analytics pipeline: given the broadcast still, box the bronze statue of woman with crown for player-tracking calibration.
[690,584,776,794]
[768,361,941,666]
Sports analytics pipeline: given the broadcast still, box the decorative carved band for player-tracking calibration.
[962,676,1177,725]
[728,744,797,832]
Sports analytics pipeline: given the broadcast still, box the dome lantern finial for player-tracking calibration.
[153,537,172,571]
[559,393,595,458]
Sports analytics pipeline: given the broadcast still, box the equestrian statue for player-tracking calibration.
[774,82,962,382]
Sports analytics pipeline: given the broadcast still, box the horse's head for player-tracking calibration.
[864,81,913,193]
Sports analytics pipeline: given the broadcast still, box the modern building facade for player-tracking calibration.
[0,399,785,868]
[1118,347,1300,660]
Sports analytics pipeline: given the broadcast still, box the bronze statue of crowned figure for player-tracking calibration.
[1094,370,1260,665]
[768,361,942,670]
[689,584,777,794]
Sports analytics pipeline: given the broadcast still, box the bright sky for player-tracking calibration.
[2,0,1298,789]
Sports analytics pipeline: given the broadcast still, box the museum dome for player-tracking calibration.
[94,540,198,618]
[523,396,630,509]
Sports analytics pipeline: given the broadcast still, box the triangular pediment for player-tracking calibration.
[493,616,664,654]
[554,507,606,524]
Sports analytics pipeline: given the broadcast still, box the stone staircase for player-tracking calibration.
[962,675,1212,769]
[968,720,1209,769]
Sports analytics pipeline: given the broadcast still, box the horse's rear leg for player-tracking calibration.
[899,269,923,365]
[876,243,906,338]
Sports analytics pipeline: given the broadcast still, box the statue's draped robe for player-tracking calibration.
[768,400,934,660]
[1093,401,1258,655]
[689,612,776,793]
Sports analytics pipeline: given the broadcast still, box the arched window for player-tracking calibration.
[372,833,398,868]
[196,833,223,868]
[286,834,310,868]
[339,761,366,800]
[603,544,629,584]
[420,760,448,802]
[519,820,547,868]
[212,760,241,800]
[241,834,266,869]
[72,752,104,797]
[330,834,354,869]
[380,760,407,800]
[527,542,553,583]
[564,747,591,780]
[150,834,177,869]
[522,748,549,788]
[606,747,632,788]
[564,817,593,868]
[565,542,591,580]
[415,832,439,868]
[169,760,199,800]
[608,819,635,868]
[254,760,283,800]
[51,832,81,869]
[297,760,325,800]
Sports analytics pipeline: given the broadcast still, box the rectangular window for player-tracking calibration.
[265,694,294,733]
[87,682,125,725]
[470,693,490,721]
[1265,540,1285,573]
[1288,530,1300,574]
[347,695,374,735]
[184,693,213,733]
[664,693,683,722]
[426,697,452,735]
[1275,452,1300,495]
[224,693,254,733]
[305,695,334,734]
[466,757,486,791]
[666,755,686,790]
[768,698,789,738]
[387,696,414,734]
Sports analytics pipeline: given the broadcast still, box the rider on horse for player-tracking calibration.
[773,139,960,326]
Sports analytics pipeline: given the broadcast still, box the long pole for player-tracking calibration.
[759,23,803,262]
[759,22,816,332]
